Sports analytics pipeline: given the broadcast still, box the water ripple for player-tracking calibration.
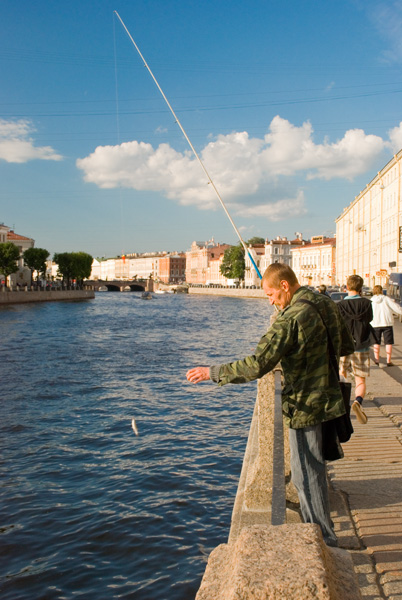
[0,293,272,599]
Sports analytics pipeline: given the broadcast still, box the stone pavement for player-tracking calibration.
[328,317,402,600]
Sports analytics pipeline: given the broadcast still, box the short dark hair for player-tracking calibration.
[262,263,298,288]
[346,274,363,292]
[318,284,327,293]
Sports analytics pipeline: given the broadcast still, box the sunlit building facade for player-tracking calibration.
[291,236,336,287]
[159,254,186,283]
[185,239,231,284]
[336,149,402,288]
[245,236,305,287]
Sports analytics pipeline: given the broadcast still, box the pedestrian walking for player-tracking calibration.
[371,284,402,367]
[337,275,375,425]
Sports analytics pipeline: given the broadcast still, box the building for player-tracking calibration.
[90,257,117,281]
[291,235,336,287]
[0,223,8,244]
[336,149,402,288]
[115,256,130,280]
[206,253,230,286]
[158,253,186,284]
[127,253,164,280]
[185,239,231,285]
[244,235,305,287]
[5,228,35,286]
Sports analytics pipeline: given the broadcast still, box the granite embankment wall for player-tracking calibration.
[196,370,362,599]
[0,289,95,305]
[188,287,266,299]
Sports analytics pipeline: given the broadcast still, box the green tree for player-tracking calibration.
[0,242,20,288]
[73,252,93,284]
[247,236,265,245]
[220,244,245,281]
[54,252,93,286]
[53,252,74,285]
[23,247,50,283]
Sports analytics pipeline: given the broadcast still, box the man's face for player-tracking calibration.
[262,279,291,309]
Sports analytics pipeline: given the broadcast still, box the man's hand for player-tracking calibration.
[186,367,211,384]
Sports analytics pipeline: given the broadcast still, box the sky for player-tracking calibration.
[1,0,402,259]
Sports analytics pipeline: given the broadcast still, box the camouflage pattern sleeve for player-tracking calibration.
[210,317,297,386]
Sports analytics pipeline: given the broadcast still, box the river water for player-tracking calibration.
[1,292,272,600]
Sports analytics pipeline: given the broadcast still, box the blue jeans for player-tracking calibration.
[288,424,337,546]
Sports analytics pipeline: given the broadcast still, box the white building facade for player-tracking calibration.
[291,236,336,287]
[0,223,8,244]
[336,149,402,288]
[244,236,305,287]
[6,229,35,286]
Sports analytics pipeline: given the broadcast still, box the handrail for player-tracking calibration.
[271,369,286,525]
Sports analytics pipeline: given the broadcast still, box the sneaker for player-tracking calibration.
[352,400,368,424]
[386,362,394,367]
[374,360,379,366]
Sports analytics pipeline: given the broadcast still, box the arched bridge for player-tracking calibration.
[84,279,153,292]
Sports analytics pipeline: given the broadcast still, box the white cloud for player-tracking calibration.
[230,191,307,222]
[76,115,388,219]
[388,122,402,151]
[0,119,62,163]
[261,116,385,180]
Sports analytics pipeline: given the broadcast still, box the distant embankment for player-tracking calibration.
[0,289,95,305]
[188,287,266,299]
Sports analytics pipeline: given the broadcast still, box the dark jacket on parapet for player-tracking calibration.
[337,296,374,350]
[209,287,355,429]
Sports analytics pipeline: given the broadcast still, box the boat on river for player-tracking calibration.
[141,291,153,300]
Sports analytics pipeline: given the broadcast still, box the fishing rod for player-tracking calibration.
[114,11,262,280]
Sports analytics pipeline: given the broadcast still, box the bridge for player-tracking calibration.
[84,279,154,292]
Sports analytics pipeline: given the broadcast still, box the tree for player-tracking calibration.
[23,247,50,283]
[0,242,20,288]
[247,236,265,245]
[220,244,245,281]
[53,252,74,285]
[54,252,93,286]
[73,252,93,284]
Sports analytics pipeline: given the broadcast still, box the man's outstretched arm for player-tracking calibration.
[186,367,210,384]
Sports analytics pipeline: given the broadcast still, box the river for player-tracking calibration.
[0,292,272,600]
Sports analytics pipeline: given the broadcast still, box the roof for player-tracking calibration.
[7,230,33,242]
[294,237,336,249]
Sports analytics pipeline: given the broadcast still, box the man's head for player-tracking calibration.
[346,274,363,293]
[262,263,300,309]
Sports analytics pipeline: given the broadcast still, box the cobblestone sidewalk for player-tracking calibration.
[328,319,402,600]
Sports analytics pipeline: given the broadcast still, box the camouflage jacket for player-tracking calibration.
[209,287,355,429]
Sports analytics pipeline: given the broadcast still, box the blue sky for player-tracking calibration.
[1,0,402,258]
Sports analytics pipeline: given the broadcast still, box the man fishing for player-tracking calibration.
[186,263,354,547]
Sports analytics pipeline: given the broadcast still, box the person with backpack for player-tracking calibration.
[337,275,375,425]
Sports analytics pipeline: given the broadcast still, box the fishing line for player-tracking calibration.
[113,11,262,280]
[113,15,127,261]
